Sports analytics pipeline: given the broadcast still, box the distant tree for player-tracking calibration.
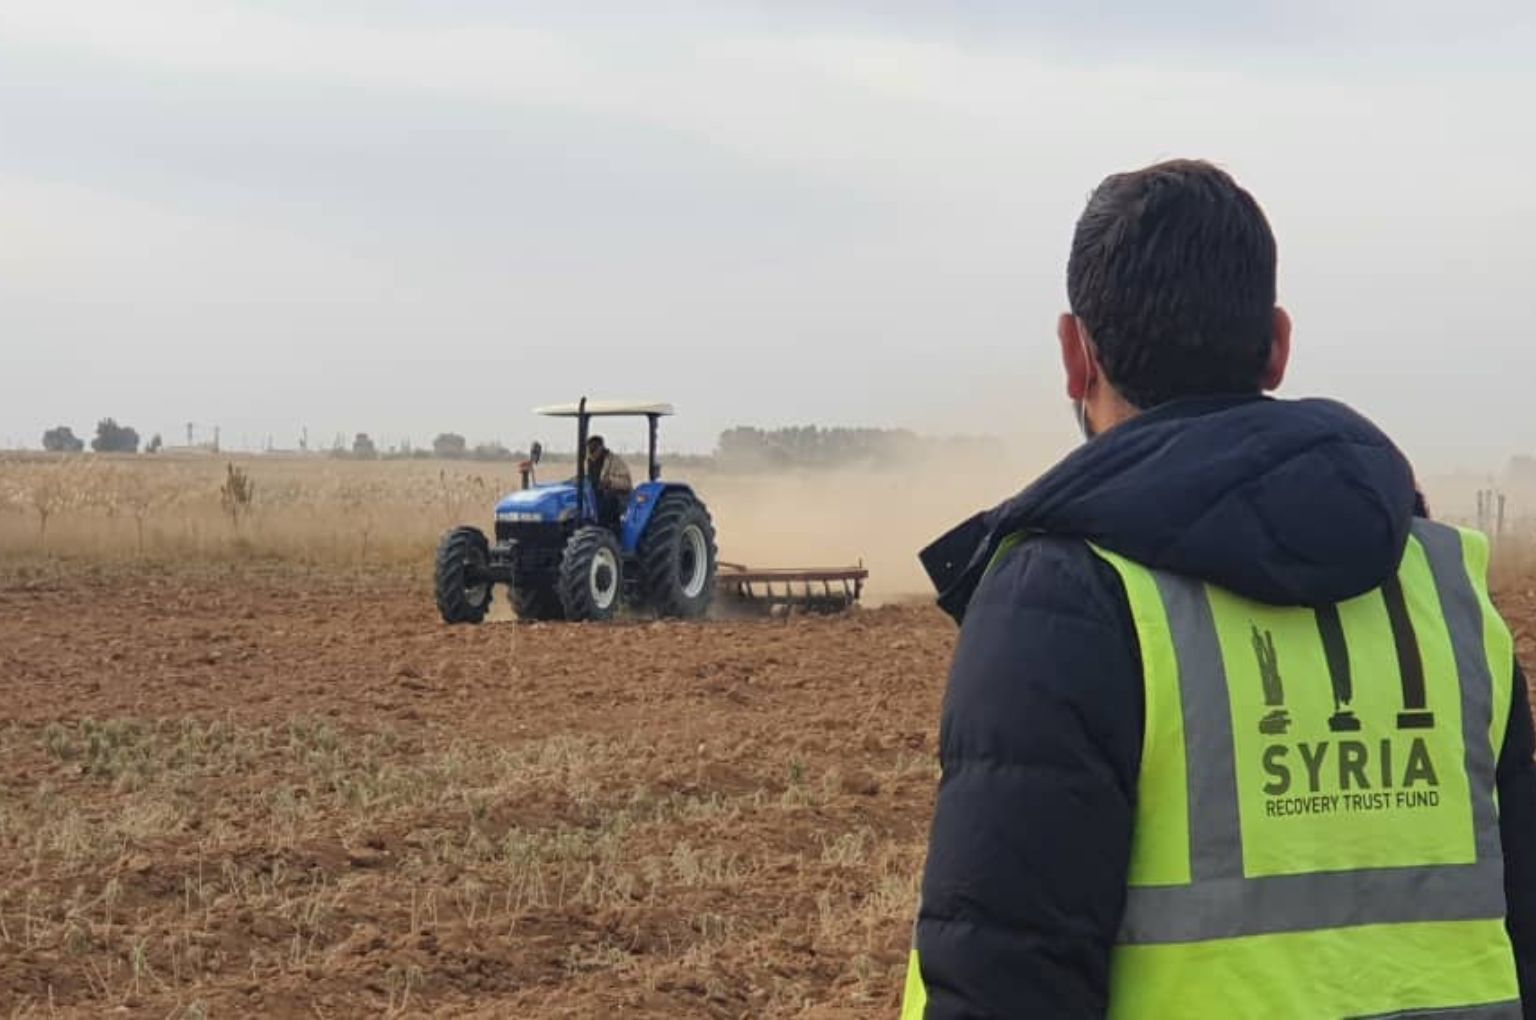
[146,433,163,454]
[115,467,178,555]
[41,426,85,453]
[16,458,94,547]
[433,432,468,458]
[470,442,515,462]
[219,462,256,529]
[92,418,140,454]
[352,432,378,459]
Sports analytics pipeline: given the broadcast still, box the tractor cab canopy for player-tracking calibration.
[534,401,674,418]
[533,397,671,485]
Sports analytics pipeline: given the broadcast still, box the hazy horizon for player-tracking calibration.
[5,1,1535,474]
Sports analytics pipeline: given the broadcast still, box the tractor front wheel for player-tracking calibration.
[558,527,624,622]
[640,492,717,619]
[435,526,493,624]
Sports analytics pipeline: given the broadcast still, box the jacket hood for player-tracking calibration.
[922,396,1419,622]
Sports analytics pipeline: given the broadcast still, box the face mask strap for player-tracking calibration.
[1074,399,1096,442]
[1074,353,1096,442]
[1073,323,1100,442]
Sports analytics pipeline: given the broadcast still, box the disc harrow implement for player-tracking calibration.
[716,562,868,615]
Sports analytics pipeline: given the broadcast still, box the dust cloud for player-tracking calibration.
[695,432,1536,607]
[691,447,1052,605]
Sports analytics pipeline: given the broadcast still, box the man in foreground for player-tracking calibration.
[903,159,1536,1018]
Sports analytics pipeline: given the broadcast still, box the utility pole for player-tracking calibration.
[1476,488,1509,540]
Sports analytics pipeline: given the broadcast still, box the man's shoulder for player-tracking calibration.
[969,533,1130,627]
[942,530,1145,770]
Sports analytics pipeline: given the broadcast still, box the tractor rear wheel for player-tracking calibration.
[512,583,565,622]
[435,526,493,624]
[639,492,717,619]
[558,527,624,622]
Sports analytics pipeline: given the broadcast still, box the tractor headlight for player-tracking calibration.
[495,511,546,523]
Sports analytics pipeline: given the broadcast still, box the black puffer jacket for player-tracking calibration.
[913,395,1536,1018]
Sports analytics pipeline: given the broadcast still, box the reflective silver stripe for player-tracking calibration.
[1414,522,1502,863]
[1119,521,1507,946]
[1120,859,1507,943]
[1152,570,1243,881]
[1348,1001,1522,1019]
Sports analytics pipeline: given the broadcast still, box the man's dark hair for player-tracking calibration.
[1067,159,1277,409]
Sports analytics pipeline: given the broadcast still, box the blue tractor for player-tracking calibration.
[433,399,718,624]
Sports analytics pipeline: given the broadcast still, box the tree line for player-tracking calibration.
[43,420,159,454]
[332,433,526,461]
[715,425,1000,468]
[38,423,995,467]
[421,433,522,462]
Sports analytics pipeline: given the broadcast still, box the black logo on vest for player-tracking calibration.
[1250,579,1437,736]
[1315,604,1362,733]
[1252,580,1443,819]
[1381,575,1435,730]
[1252,626,1291,735]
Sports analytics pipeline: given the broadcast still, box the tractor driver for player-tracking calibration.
[584,435,633,527]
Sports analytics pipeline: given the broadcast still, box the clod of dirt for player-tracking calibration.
[840,771,882,797]
[330,924,388,959]
[346,847,387,868]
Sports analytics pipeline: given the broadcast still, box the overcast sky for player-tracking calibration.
[2,1,1533,467]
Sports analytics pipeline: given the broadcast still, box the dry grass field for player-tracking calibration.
[2,453,1532,1017]
[0,452,1000,597]
[0,453,553,573]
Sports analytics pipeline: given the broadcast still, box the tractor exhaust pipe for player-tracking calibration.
[575,396,590,524]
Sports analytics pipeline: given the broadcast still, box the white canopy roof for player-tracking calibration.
[534,400,675,418]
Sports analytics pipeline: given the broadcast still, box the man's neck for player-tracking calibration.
[1086,388,1142,435]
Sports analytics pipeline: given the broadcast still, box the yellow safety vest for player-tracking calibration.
[902,520,1520,1019]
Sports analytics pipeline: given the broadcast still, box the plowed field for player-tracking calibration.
[0,568,952,1017]
[7,568,1535,1018]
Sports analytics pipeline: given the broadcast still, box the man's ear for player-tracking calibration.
[1263,307,1292,391]
[1058,312,1094,400]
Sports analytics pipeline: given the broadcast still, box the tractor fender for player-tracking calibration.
[621,482,698,555]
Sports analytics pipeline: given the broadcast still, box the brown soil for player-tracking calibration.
[8,567,1533,1018]
[0,569,953,1017]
